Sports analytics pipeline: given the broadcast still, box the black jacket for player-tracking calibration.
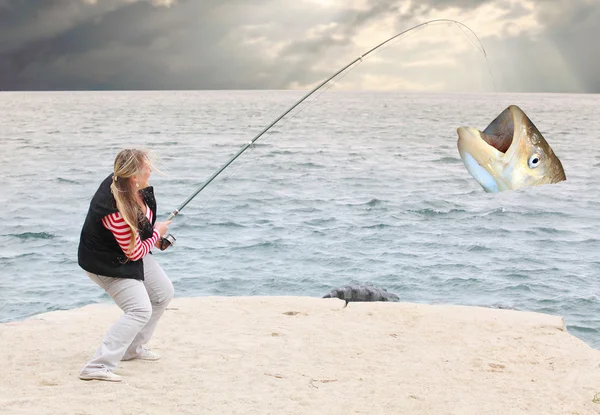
[78,174,157,280]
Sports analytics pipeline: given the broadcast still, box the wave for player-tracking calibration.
[269,150,294,155]
[505,273,530,280]
[303,217,336,226]
[0,252,36,260]
[232,240,283,251]
[568,325,599,334]
[56,177,79,184]
[361,223,392,229]
[289,207,320,214]
[466,245,491,252]
[366,198,382,207]
[444,277,482,285]
[345,198,383,207]
[7,232,55,240]
[209,221,245,228]
[505,284,533,293]
[296,162,324,169]
[435,156,460,164]
[532,226,562,234]
[407,208,466,217]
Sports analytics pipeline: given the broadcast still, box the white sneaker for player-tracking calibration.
[123,348,161,361]
[137,348,161,361]
[79,368,122,382]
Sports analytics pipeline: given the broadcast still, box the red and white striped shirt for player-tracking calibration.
[101,205,160,261]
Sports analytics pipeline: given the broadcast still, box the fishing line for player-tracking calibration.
[172,47,372,233]
[453,21,498,95]
[159,19,494,247]
[173,56,362,235]
[170,145,258,233]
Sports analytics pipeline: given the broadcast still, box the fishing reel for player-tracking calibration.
[159,234,176,251]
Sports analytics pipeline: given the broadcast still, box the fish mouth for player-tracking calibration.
[479,105,525,154]
[456,106,525,192]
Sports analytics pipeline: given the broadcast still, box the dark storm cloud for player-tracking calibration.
[536,0,600,92]
[0,0,140,54]
[0,0,258,89]
[0,0,598,92]
[0,0,167,89]
[0,0,335,90]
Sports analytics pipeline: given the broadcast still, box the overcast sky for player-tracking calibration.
[0,0,598,92]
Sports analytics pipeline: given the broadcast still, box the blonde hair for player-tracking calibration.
[110,149,158,254]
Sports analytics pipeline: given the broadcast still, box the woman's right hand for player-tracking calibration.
[155,221,172,237]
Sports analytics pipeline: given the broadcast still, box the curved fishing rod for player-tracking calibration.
[159,19,488,249]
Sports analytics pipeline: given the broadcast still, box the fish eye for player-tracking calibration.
[528,154,541,169]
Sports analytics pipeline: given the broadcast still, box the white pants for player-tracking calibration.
[80,254,174,375]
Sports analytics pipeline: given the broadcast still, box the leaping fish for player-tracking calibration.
[457,105,566,192]
[322,284,400,307]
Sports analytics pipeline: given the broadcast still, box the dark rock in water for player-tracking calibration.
[322,284,399,307]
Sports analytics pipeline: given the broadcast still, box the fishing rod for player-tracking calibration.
[158,19,488,250]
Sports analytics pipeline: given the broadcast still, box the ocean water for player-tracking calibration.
[1,90,599,348]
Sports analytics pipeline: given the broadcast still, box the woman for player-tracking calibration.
[78,149,174,382]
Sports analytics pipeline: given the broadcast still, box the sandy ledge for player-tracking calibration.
[1,296,600,415]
